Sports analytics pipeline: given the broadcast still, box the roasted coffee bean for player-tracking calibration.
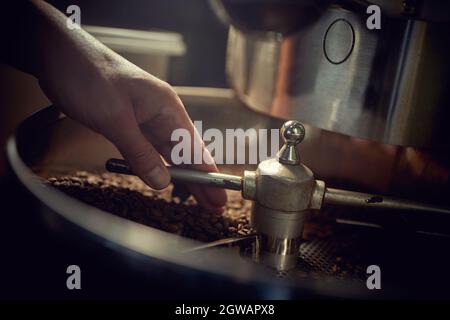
[45,171,332,249]
[46,171,255,242]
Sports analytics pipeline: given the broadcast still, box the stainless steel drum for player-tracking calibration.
[224,5,450,147]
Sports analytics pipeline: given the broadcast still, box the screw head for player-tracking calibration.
[281,120,305,145]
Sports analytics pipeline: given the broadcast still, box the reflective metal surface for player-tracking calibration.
[277,120,305,165]
[106,158,244,191]
[324,187,450,215]
[210,0,332,35]
[105,117,450,272]
[226,7,450,147]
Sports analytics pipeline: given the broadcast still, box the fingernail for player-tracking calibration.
[144,166,170,190]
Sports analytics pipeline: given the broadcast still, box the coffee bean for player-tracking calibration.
[45,171,326,246]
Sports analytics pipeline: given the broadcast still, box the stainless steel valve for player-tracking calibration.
[106,120,450,271]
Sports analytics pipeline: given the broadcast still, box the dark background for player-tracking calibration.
[48,0,228,87]
[47,0,229,87]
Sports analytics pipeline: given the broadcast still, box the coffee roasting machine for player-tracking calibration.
[6,0,450,298]
[209,0,450,273]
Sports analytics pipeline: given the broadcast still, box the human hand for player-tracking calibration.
[35,6,227,213]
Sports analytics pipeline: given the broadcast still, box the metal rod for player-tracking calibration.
[170,167,243,190]
[324,187,450,215]
[106,158,243,191]
[182,234,257,253]
[106,158,450,215]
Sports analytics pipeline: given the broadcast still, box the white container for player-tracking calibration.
[84,25,186,80]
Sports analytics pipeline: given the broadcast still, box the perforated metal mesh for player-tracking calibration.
[238,234,366,282]
[297,239,365,280]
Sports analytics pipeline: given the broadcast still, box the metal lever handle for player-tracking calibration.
[106,159,450,215]
[105,158,243,191]
[323,187,450,215]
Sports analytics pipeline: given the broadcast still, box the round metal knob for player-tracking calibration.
[277,120,305,165]
[281,120,305,145]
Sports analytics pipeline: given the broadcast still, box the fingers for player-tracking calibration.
[157,143,228,213]
[188,184,227,214]
[182,138,228,211]
[130,82,228,211]
[105,115,170,190]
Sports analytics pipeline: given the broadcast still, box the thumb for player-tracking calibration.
[107,119,170,190]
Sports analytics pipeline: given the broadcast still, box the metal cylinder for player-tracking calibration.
[251,203,307,270]
[225,8,450,147]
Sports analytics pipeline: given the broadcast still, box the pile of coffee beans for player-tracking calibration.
[47,171,253,242]
[45,171,364,278]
